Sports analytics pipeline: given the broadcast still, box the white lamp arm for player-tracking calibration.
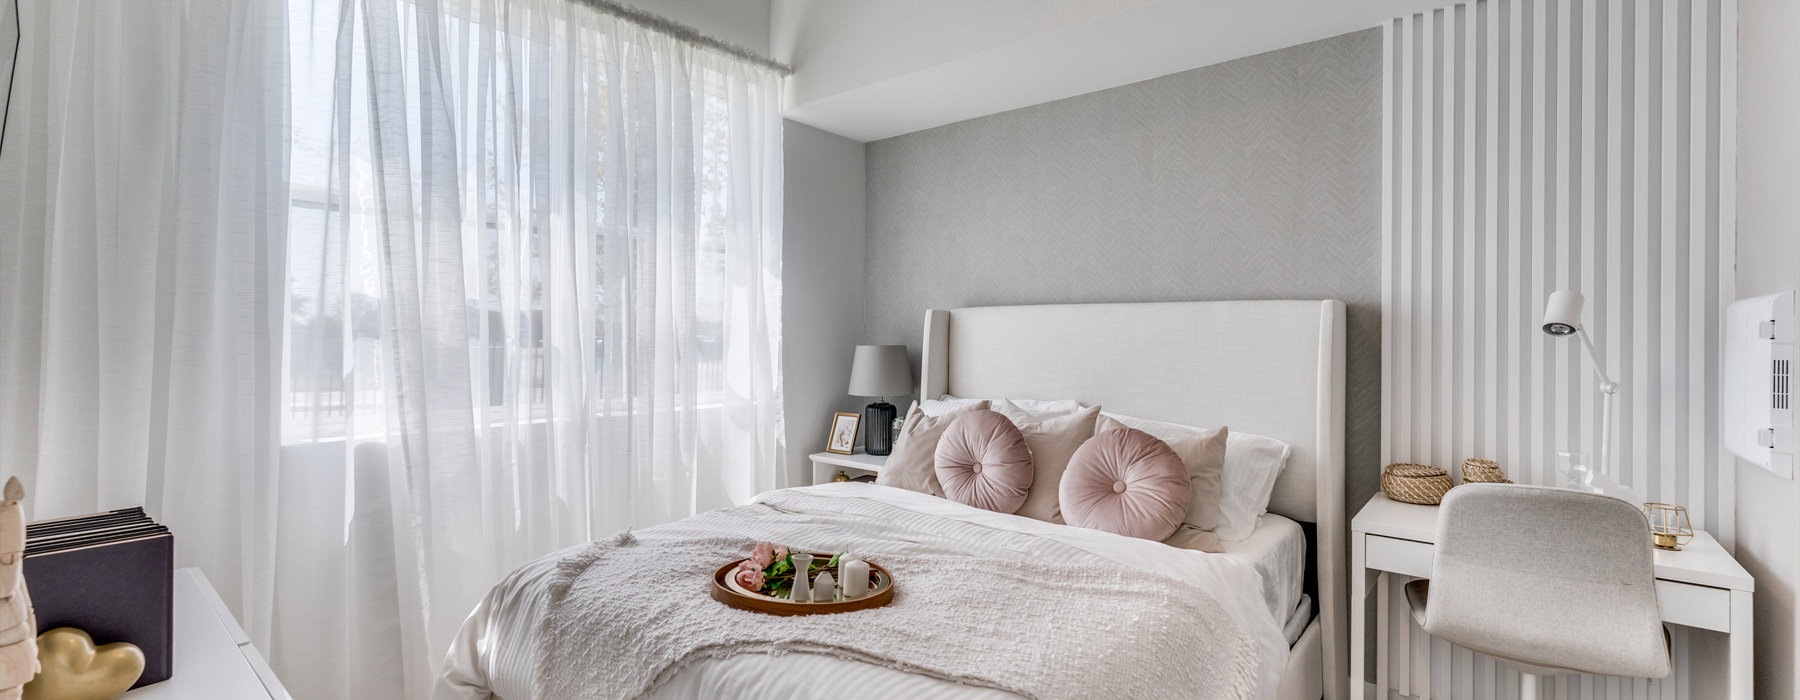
[1575,326,1618,393]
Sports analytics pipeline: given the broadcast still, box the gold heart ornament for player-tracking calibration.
[21,628,144,700]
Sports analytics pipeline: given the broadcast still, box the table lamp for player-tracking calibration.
[1542,290,1634,501]
[848,345,912,456]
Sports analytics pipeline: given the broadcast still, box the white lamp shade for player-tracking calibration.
[848,345,913,398]
[1542,290,1584,336]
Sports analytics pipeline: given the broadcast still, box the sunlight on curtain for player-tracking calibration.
[277,0,784,696]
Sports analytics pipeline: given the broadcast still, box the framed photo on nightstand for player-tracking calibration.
[825,412,861,455]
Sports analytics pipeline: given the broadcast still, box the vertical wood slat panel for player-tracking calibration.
[1378,1,1734,698]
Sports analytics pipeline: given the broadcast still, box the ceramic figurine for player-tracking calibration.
[813,572,835,602]
[0,478,37,700]
[789,553,813,602]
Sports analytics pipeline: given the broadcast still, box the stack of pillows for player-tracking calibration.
[873,396,1292,543]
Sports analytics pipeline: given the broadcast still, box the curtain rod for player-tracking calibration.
[570,0,794,76]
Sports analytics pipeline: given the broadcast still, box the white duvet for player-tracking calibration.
[433,483,1289,700]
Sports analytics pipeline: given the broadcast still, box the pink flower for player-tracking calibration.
[774,545,789,563]
[734,561,766,591]
[750,542,775,570]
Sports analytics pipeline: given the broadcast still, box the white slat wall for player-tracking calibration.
[1380,1,1735,698]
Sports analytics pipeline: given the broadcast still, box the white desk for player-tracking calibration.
[1350,493,1753,700]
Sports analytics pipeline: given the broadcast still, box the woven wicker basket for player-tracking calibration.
[1382,463,1454,505]
[1461,457,1511,484]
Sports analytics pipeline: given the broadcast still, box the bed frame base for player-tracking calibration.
[1280,618,1325,700]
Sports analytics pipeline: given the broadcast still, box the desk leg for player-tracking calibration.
[1375,573,1388,699]
[1351,533,1367,700]
[1731,589,1753,700]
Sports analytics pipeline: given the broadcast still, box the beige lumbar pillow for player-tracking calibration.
[1001,401,1102,524]
[876,400,992,496]
[1095,413,1228,532]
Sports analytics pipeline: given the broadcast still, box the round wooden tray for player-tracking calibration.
[710,556,895,616]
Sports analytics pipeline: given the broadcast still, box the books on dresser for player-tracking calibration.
[24,507,173,689]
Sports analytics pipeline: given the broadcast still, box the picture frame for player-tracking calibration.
[825,412,861,455]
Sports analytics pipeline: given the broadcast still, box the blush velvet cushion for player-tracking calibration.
[1094,414,1228,532]
[1058,428,1192,540]
[1099,411,1293,541]
[876,400,992,496]
[933,409,1035,513]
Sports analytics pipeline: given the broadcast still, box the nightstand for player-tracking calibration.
[127,568,290,698]
[807,451,887,485]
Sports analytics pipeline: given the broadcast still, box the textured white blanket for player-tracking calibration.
[538,490,1274,700]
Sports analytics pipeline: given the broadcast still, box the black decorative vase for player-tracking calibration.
[862,401,897,455]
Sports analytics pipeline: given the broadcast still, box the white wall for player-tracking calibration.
[1734,0,1800,697]
[780,120,867,487]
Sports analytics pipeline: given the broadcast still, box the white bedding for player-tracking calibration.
[1218,513,1308,632]
[434,483,1293,700]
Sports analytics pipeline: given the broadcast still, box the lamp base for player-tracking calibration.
[863,401,897,456]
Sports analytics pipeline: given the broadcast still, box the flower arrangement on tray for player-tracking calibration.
[731,542,847,599]
[712,541,895,615]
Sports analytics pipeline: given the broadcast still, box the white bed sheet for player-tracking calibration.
[435,484,1295,700]
[1217,512,1308,631]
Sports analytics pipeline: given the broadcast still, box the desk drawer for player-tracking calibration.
[1365,534,1434,578]
[1655,579,1730,632]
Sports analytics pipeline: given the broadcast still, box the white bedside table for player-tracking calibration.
[807,451,887,485]
[1350,493,1752,700]
[126,568,290,699]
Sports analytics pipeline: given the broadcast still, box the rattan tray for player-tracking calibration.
[710,555,895,616]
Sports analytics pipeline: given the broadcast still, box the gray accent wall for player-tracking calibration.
[864,29,1386,507]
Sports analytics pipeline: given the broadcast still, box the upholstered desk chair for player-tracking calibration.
[1404,483,1669,700]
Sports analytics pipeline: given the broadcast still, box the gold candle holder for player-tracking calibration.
[1643,502,1693,551]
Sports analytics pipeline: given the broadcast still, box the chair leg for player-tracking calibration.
[1519,672,1538,700]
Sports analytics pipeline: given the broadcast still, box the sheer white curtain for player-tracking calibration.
[2,0,783,697]
[279,0,785,696]
[0,0,288,644]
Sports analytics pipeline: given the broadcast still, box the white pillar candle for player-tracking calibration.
[840,556,870,599]
[790,553,813,602]
[813,572,836,602]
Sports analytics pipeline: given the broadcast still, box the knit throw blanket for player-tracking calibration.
[537,491,1265,700]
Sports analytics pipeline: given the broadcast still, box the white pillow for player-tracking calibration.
[1215,431,1292,541]
[918,396,987,417]
[935,394,1086,419]
[1099,412,1292,541]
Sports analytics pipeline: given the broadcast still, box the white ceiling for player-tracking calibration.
[771,0,1452,143]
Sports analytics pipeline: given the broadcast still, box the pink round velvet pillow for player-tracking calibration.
[934,409,1035,513]
[1059,428,1192,540]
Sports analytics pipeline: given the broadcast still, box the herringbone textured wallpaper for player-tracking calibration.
[865,29,1385,508]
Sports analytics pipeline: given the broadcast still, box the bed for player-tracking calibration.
[434,300,1347,700]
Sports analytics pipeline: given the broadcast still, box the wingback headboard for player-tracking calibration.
[918,300,1347,699]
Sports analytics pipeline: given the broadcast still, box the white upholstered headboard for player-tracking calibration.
[918,300,1347,699]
